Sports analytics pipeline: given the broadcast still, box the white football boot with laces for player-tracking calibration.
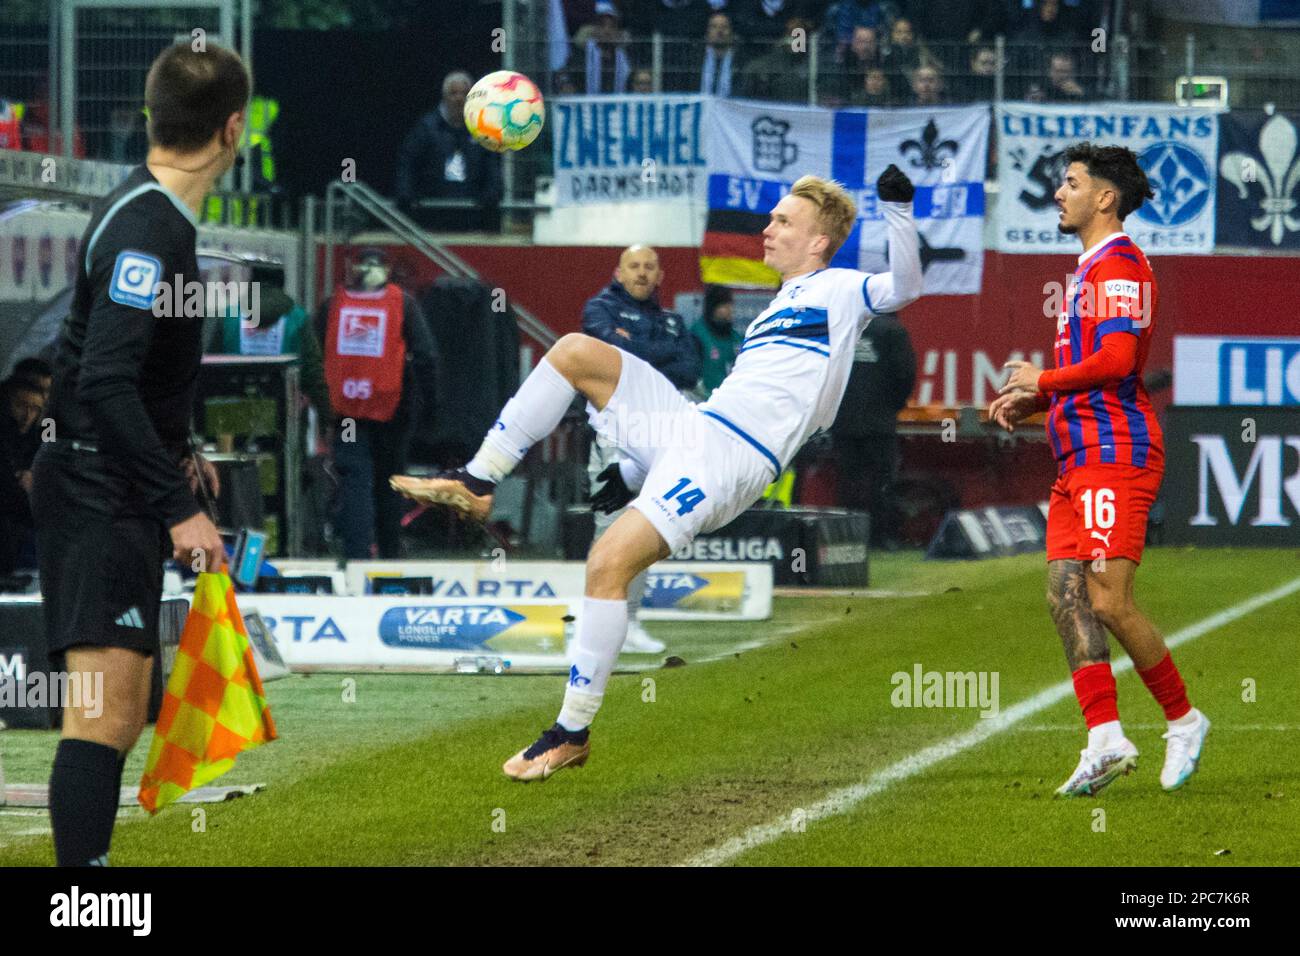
[1055,738,1139,797]
[621,621,666,655]
[1160,709,1210,791]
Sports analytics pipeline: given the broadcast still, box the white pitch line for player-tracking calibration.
[683,574,1300,867]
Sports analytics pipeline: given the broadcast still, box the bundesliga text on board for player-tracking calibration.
[1174,337,1300,406]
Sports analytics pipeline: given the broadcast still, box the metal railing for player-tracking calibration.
[317,179,556,348]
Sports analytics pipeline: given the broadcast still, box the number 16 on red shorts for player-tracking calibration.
[1046,463,1164,565]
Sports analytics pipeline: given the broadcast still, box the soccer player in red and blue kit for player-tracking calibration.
[990,143,1210,797]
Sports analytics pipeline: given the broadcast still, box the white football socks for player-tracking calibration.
[1088,720,1125,751]
[557,596,628,732]
[466,357,576,483]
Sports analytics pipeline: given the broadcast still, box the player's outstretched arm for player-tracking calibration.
[864,165,923,314]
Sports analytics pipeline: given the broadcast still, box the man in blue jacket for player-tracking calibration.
[582,244,700,654]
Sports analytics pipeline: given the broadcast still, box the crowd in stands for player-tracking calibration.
[551,0,1112,105]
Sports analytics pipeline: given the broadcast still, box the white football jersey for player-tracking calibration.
[700,203,922,475]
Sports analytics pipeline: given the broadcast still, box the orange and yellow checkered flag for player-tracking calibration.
[138,570,278,814]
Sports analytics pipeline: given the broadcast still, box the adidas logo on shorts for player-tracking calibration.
[114,607,145,629]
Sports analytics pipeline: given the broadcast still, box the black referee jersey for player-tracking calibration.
[46,164,204,526]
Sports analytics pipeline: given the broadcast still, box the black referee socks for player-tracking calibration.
[49,738,123,867]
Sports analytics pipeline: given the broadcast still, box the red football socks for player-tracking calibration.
[1137,652,1192,721]
[1072,662,1120,728]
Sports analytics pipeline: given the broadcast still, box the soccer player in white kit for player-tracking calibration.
[392,165,923,781]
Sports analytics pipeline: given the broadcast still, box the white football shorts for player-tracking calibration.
[586,351,776,552]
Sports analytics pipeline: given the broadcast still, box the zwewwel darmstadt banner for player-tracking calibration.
[702,100,988,293]
[994,103,1220,255]
[551,94,709,207]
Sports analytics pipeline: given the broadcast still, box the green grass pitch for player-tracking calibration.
[1,547,1296,866]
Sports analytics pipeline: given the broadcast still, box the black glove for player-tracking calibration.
[876,164,915,203]
[590,462,635,514]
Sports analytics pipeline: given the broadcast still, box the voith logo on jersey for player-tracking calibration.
[379,605,526,650]
[109,250,162,310]
[337,306,387,357]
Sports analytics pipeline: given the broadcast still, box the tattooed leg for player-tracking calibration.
[1046,559,1110,671]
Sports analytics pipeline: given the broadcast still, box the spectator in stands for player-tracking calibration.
[1008,0,1085,45]
[0,372,46,572]
[742,16,814,102]
[1027,49,1088,101]
[839,25,883,101]
[697,11,740,97]
[107,106,149,164]
[881,16,927,100]
[631,68,656,92]
[690,284,742,399]
[395,71,503,233]
[850,66,894,106]
[959,43,999,102]
[208,275,332,422]
[731,0,811,41]
[825,0,888,47]
[9,357,53,406]
[571,1,634,93]
[909,62,947,106]
[882,15,923,73]
[830,314,916,550]
[5,357,52,479]
[318,248,439,559]
[581,244,700,654]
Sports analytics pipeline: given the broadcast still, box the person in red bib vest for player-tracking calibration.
[321,247,439,558]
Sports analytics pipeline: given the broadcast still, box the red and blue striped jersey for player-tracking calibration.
[1046,232,1164,475]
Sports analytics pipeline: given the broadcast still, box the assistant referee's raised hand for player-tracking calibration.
[170,510,226,573]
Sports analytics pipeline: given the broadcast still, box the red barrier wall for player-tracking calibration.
[327,243,1299,528]
[354,244,1300,414]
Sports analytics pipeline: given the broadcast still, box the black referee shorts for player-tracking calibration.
[32,443,169,664]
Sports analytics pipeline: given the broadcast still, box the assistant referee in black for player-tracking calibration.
[32,43,248,866]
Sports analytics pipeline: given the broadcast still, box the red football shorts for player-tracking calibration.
[1046,463,1163,565]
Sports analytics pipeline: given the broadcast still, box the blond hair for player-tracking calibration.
[789,176,857,263]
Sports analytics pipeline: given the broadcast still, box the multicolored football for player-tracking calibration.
[463,70,544,153]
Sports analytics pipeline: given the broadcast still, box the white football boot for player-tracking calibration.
[1160,709,1210,792]
[620,620,666,655]
[1055,738,1139,797]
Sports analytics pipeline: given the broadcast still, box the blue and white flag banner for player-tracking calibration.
[994,103,1221,255]
[708,99,989,295]
[551,94,709,207]
[1216,109,1300,251]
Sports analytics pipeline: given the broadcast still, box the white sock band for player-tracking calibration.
[556,596,628,730]
[558,686,603,732]
[469,358,576,482]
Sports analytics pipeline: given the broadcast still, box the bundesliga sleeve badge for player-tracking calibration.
[108,249,163,310]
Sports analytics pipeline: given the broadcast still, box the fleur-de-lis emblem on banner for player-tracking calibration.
[1220,113,1300,246]
[899,119,958,172]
